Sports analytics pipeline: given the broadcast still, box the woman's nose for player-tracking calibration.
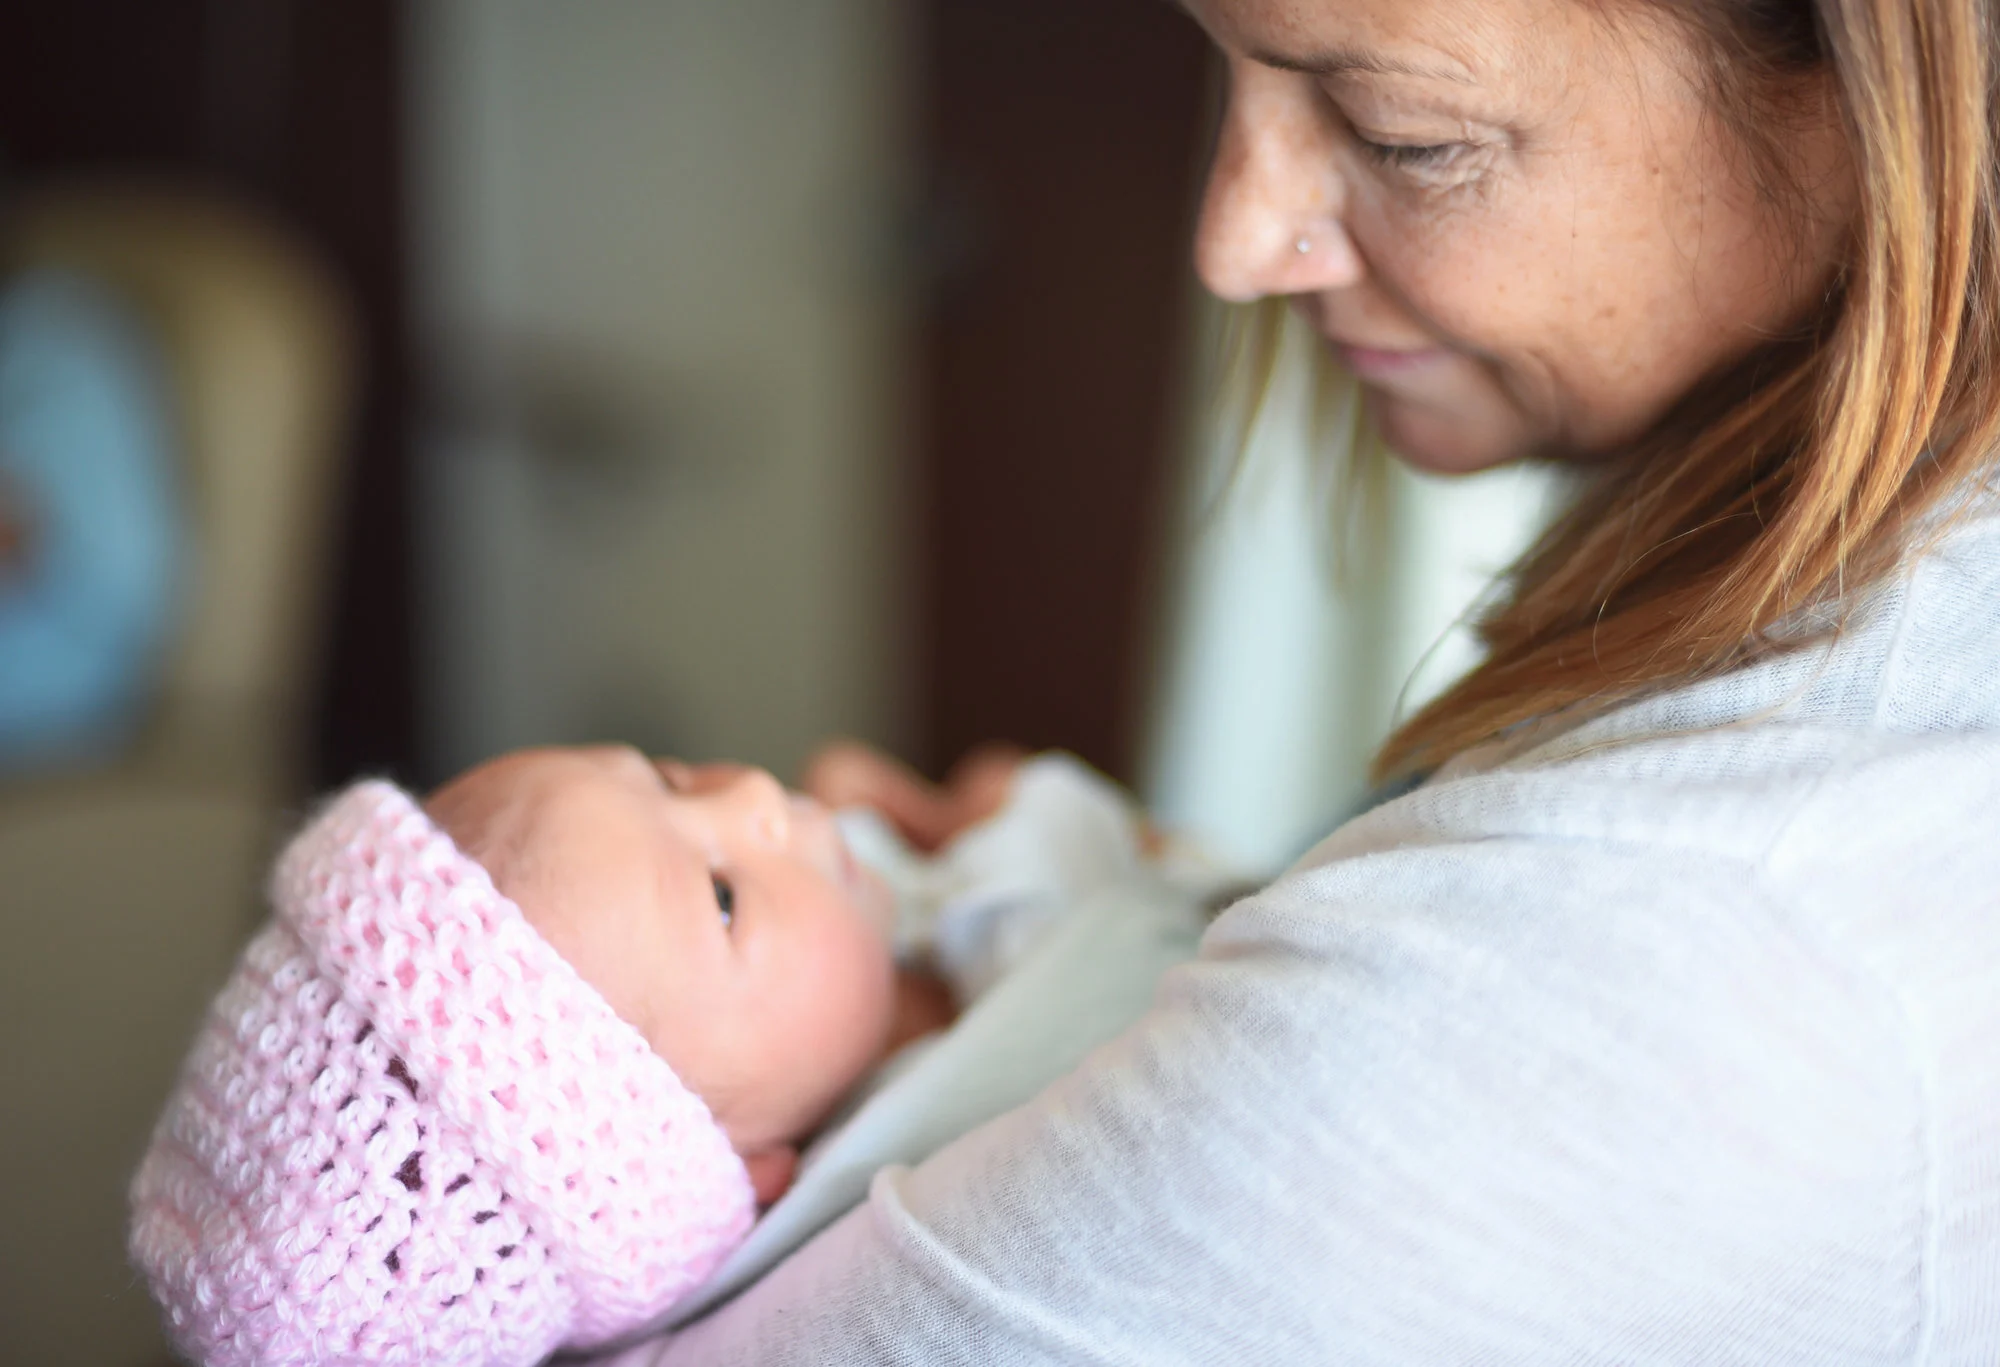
[1193,64,1361,303]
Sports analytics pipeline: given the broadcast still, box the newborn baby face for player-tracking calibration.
[425,745,897,1173]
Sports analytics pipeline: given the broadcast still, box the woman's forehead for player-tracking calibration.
[1189,0,1588,86]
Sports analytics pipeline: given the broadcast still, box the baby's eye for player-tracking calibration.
[711,874,736,927]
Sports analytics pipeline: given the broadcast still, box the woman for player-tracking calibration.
[609,0,2000,1359]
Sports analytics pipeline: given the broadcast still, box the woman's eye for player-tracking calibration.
[712,874,736,927]
[1357,138,1461,172]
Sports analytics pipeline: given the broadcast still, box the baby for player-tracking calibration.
[421,747,913,1208]
[129,744,1220,1367]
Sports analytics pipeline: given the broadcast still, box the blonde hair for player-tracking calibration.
[1226,0,2000,781]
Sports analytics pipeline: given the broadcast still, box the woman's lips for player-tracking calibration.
[1333,342,1446,381]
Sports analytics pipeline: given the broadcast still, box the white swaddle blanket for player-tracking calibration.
[650,756,1237,1330]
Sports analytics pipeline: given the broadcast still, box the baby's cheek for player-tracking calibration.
[809,921,899,1087]
[856,921,901,1041]
[625,958,741,1117]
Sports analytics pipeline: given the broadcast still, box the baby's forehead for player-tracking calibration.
[482,749,653,822]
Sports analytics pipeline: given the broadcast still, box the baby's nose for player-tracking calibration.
[710,764,792,845]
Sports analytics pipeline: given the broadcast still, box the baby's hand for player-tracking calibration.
[802,740,1024,852]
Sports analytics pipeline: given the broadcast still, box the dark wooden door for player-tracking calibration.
[913,0,1212,782]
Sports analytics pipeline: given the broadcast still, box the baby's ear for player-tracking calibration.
[741,1146,799,1207]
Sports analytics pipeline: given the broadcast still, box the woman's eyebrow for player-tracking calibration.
[1251,44,1475,85]
[1152,0,1474,84]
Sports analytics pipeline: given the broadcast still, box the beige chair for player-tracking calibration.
[0,183,356,1367]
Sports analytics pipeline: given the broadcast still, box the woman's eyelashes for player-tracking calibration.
[711,873,736,929]
[1357,139,1459,170]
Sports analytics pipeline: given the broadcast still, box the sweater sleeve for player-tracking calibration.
[596,830,1922,1367]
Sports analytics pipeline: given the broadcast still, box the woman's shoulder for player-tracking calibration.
[1243,525,2000,1270]
[1348,480,2000,880]
[1201,658,2000,1358]
[1291,652,2000,988]
[1260,482,2000,1127]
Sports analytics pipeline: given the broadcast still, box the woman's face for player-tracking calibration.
[1185,0,1853,473]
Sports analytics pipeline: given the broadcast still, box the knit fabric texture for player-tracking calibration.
[129,781,757,1367]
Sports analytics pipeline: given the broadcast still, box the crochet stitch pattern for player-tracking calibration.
[129,782,757,1367]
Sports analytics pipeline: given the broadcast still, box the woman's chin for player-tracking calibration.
[1367,392,1525,477]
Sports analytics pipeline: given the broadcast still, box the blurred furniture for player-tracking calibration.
[0,183,354,1367]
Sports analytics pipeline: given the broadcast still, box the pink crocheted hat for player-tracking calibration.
[129,781,757,1367]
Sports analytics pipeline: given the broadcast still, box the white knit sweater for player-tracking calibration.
[598,491,2000,1366]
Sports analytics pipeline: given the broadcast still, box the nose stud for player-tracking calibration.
[1296,236,1312,255]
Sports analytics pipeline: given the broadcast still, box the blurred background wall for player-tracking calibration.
[409,0,912,783]
[0,2,1549,1363]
